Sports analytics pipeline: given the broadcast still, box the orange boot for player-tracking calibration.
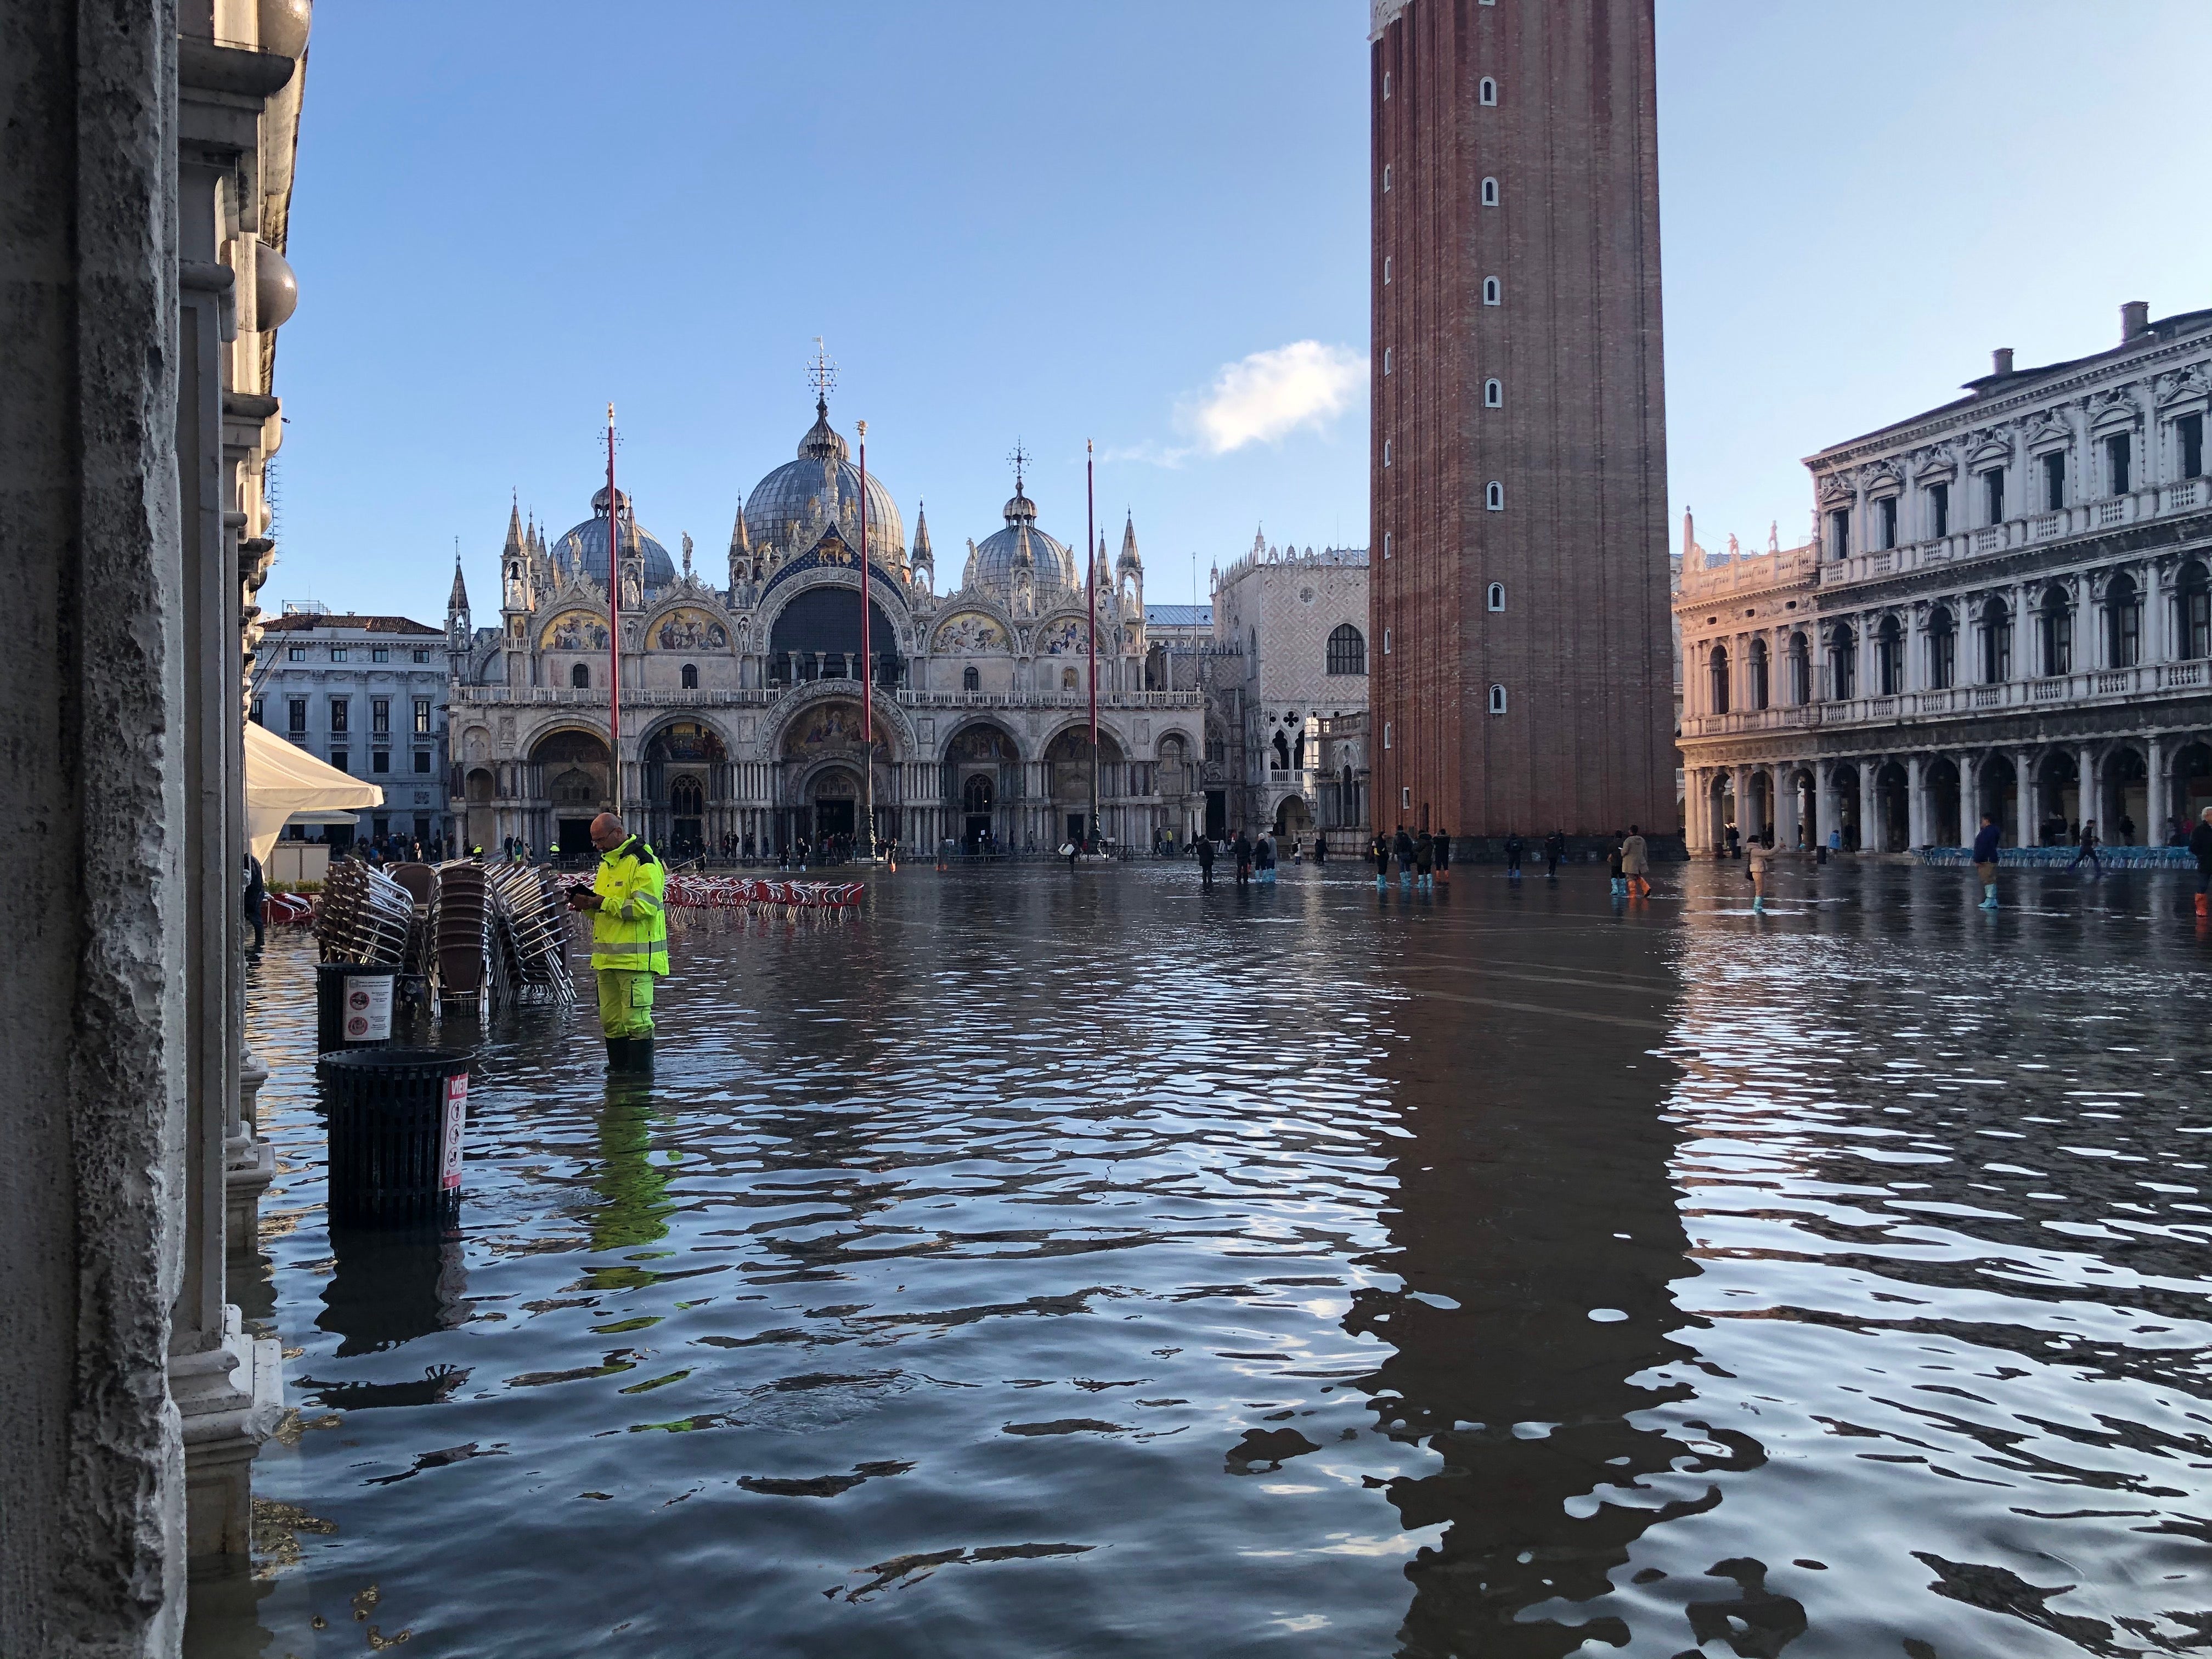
[2197,893,2209,916]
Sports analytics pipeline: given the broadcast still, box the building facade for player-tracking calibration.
[1677,301,2212,854]
[1368,0,1677,852]
[255,609,452,849]
[447,399,1206,857]
[1208,535,1370,848]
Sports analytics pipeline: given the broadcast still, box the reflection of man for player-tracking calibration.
[568,812,668,1073]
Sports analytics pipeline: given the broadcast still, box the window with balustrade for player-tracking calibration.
[1982,467,2006,524]
[1826,507,1849,560]
[2038,588,2073,676]
[2041,451,2066,512]
[1928,481,1950,539]
[1787,634,1810,706]
[2103,574,2141,667]
[1875,618,1903,695]
[571,663,590,689]
[1748,637,1770,709]
[2178,562,2211,658]
[962,665,980,692]
[1927,607,1956,690]
[1707,644,1730,715]
[2106,433,2132,496]
[2178,414,2205,481]
[1876,496,1898,551]
[1979,600,2012,682]
[1827,627,1856,700]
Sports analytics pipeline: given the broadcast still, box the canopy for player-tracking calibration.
[245,719,383,862]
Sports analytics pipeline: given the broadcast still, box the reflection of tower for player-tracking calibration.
[590,1080,672,1255]
[1354,940,1697,1653]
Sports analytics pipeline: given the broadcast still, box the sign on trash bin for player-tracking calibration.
[438,1073,469,1191]
[343,975,393,1042]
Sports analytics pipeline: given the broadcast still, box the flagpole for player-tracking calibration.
[606,402,622,814]
[858,419,876,862]
[1086,438,1098,853]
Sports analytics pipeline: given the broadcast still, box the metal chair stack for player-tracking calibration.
[430,860,492,1012]
[484,863,573,1006]
[313,857,415,966]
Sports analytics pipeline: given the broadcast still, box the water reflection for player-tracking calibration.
[317,1224,470,1357]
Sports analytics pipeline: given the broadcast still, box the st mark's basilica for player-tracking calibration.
[445,396,1208,857]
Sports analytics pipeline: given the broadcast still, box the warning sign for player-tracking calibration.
[438,1073,469,1191]
[342,975,393,1042]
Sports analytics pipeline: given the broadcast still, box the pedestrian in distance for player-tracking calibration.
[1432,827,1451,886]
[2069,820,2102,876]
[1725,821,1741,860]
[1503,831,1524,882]
[1394,825,1415,889]
[1414,830,1435,891]
[1607,836,1626,898]
[242,853,266,952]
[1371,831,1390,890]
[1622,825,1651,898]
[1313,834,1328,867]
[2192,807,2212,916]
[1544,829,1566,880]
[567,812,668,1074]
[1195,833,1216,887]
[1234,830,1254,886]
[1257,831,1278,884]
[1972,812,2003,910]
[1746,836,1773,913]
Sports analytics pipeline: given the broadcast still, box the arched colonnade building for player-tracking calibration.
[1677,301,2212,854]
[446,398,1205,855]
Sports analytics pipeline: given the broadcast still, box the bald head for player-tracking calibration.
[590,813,626,851]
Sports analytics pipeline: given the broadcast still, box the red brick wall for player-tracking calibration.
[1370,0,1677,845]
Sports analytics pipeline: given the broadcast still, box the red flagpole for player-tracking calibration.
[1086,437,1098,851]
[858,419,874,860]
[606,403,622,801]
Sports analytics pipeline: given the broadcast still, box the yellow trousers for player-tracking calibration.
[596,968,656,1039]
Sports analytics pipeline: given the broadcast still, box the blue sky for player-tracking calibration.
[267,1,2212,625]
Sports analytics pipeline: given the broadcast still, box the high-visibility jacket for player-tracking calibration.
[590,836,669,975]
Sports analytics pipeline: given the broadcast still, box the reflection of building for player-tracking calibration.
[1209,534,1370,847]
[447,398,1206,855]
[1368,0,1677,854]
[1677,301,2212,855]
[253,608,451,850]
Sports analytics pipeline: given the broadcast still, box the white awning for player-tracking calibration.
[245,721,383,863]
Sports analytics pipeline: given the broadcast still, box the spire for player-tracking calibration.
[503,493,524,556]
[729,498,750,555]
[448,548,470,614]
[1680,506,1694,563]
[912,500,932,560]
[1117,511,1141,571]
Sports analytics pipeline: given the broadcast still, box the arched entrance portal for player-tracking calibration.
[1874,761,1909,853]
[1924,756,1961,848]
[780,697,893,854]
[1975,754,2018,845]
[944,720,1019,851]
[1273,793,1313,843]
[531,729,611,857]
[1045,726,1126,849]
[644,720,727,859]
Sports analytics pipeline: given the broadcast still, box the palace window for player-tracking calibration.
[1927,607,1956,690]
[1928,481,1950,539]
[329,697,348,733]
[1480,176,1499,207]
[1484,379,1502,408]
[1062,667,1079,690]
[371,646,389,663]
[1326,623,1366,675]
[2106,432,2132,495]
[2104,573,2141,667]
[2179,413,2205,480]
[1983,466,2006,524]
[414,698,431,733]
[329,749,348,774]
[1748,636,1770,708]
[1485,481,1504,511]
[1876,496,1897,550]
[1786,632,1810,704]
[287,645,304,661]
[1488,683,1507,714]
[1979,599,2012,682]
[1826,506,1849,560]
[571,662,590,689]
[1482,276,1501,306]
[680,662,698,689]
[287,697,306,732]
[2041,450,2066,511]
[962,665,980,692]
[1875,617,1903,695]
[1707,645,1730,714]
[330,647,346,662]
[1487,582,1505,612]
[414,751,431,774]
[249,699,263,726]
[2178,561,2212,658]
[2038,586,2073,676]
[413,648,431,663]
[1478,76,1497,105]
[371,751,390,775]
[1827,625,1856,700]
[371,698,390,733]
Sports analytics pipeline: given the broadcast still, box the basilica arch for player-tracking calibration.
[939,717,1023,851]
[641,715,732,859]
[771,689,907,851]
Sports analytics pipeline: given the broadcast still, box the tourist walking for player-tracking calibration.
[1393,826,1415,888]
[1622,825,1651,898]
[1544,829,1566,879]
[2193,808,2212,915]
[1256,832,1278,884]
[1973,812,2002,910]
[1503,831,1524,882]
[1725,822,1741,860]
[1432,827,1451,885]
[1746,836,1772,914]
[1607,836,1626,898]
[1413,830,1435,891]
[2069,820,2102,876]
[569,812,669,1074]
[1195,833,1216,887]
[242,853,266,952]
[1233,831,1253,886]
[1313,834,1327,867]
[1371,831,1390,890]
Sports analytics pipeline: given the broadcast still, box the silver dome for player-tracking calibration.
[970,484,1076,592]
[551,488,676,594]
[742,400,905,558]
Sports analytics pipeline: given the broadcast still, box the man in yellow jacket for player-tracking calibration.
[570,812,668,1073]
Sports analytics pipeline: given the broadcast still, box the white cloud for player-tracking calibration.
[1183,340,1367,454]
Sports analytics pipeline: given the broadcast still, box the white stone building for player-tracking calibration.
[446,398,1206,856]
[1678,301,2212,854]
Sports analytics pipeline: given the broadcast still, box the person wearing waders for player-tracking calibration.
[1607,837,1626,898]
[1414,830,1435,891]
[1393,826,1415,888]
[1621,825,1651,899]
[1972,811,2003,910]
[2192,806,2212,915]
[1544,830,1566,880]
[1746,835,1773,913]
[1195,833,1216,887]
[1503,831,1524,882]
[1432,827,1452,886]
[1371,831,1391,890]
[570,812,668,1074]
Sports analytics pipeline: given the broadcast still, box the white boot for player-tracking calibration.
[1979,883,1999,910]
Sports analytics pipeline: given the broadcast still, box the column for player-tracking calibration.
[1775,764,1802,850]
[1859,762,1879,851]
[2147,735,2168,840]
[2015,747,2037,847]
[1960,752,1981,839]
[2077,743,2097,833]
[1816,762,1837,849]
[1906,754,1928,848]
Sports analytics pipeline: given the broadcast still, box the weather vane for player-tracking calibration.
[1007,437,1031,491]
[808,337,837,405]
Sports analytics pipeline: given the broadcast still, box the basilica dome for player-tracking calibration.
[970,483,1076,592]
[550,486,678,594]
[742,400,905,559]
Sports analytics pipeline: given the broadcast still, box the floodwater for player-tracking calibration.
[193,860,2212,1657]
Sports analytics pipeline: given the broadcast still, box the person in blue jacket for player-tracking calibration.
[1972,813,2003,910]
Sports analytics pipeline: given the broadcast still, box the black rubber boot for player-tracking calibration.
[605,1037,629,1070]
[628,1036,654,1074]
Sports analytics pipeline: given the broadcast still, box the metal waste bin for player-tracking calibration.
[317,962,400,1052]
[317,1048,473,1224]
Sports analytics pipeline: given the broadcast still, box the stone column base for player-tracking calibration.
[175,1304,283,1570]
[224,1130,276,1257]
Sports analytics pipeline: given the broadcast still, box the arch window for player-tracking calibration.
[962,772,994,814]
[1979,599,2012,682]
[1707,644,1731,715]
[1927,607,1956,690]
[2177,561,2211,659]
[1827,624,1857,700]
[1488,683,1508,714]
[1487,582,1505,612]
[1383,440,1392,467]
[1384,347,1392,375]
[2038,586,2073,676]
[1786,631,1810,705]
[1748,636,1770,708]
[1383,532,1392,560]
[962,665,980,692]
[1383,256,1391,285]
[570,662,591,689]
[1383,165,1391,192]
[680,662,698,689]
[1875,616,1904,695]
[670,776,703,817]
[1485,481,1504,511]
[2103,573,2140,667]
[1383,71,1390,99]
[1483,378,1503,408]
[1482,275,1501,306]
[1272,730,1291,771]
[1478,76,1498,105]
[1383,628,1392,655]
[1480,176,1499,207]
[1326,623,1367,675]
[1062,667,1080,691]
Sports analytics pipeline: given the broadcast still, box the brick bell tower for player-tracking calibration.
[1368,0,1678,855]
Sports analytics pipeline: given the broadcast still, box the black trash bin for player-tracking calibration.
[317,962,401,1052]
[317,1048,473,1224]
